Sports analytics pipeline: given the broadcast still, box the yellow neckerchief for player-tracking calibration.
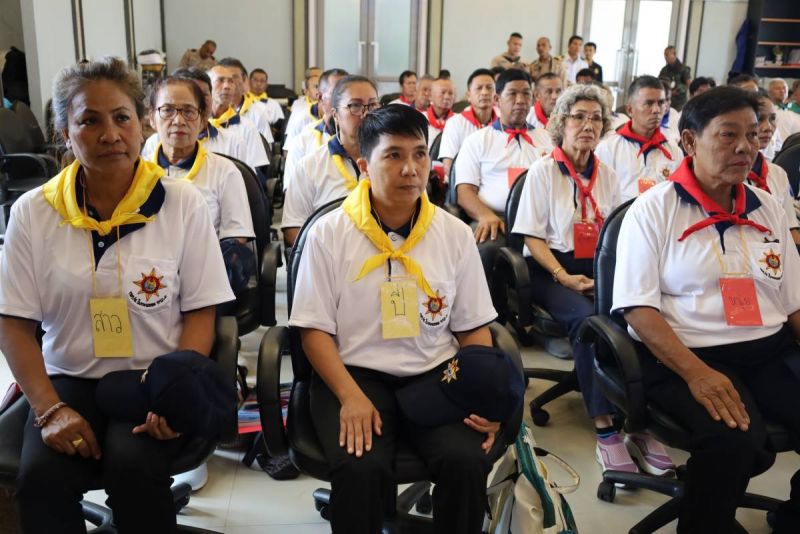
[42,158,163,236]
[342,179,437,298]
[239,93,256,116]
[249,91,268,100]
[311,118,325,146]
[306,96,319,120]
[328,138,359,190]
[208,106,238,129]
[151,142,207,183]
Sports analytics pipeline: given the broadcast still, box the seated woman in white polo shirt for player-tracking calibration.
[281,75,379,246]
[513,84,675,479]
[289,105,501,534]
[613,86,800,533]
[0,57,234,533]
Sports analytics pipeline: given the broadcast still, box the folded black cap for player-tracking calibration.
[395,345,525,427]
[95,350,236,438]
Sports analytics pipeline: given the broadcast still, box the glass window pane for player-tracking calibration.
[634,1,674,77]
[373,0,412,78]
[588,0,627,84]
[323,0,362,74]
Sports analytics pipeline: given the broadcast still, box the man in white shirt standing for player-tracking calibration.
[563,35,589,86]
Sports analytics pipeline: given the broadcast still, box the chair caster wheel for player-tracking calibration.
[174,494,190,513]
[675,464,688,480]
[415,491,433,514]
[767,510,777,528]
[530,404,550,426]
[314,499,331,520]
[597,481,616,503]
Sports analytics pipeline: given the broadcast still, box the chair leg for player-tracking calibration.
[627,496,682,534]
[739,491,783,513]
[396,481,431,513]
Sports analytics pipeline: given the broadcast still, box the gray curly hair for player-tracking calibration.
[546,84,611,147]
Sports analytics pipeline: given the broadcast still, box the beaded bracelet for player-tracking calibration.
[33,401,67,428]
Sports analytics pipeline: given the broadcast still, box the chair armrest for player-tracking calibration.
[0,153,57,183]
[488,322,524,445]
[211,316,240,443]
[493,247,533,327]
[257,326,290,457]
[578,315,648,429]
[259,241,281,327]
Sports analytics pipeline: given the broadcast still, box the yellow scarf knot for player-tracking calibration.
[208,107,238,129]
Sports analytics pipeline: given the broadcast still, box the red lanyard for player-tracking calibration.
[552,147,603,224]
[671,157,771,241]
[617,121,673,160]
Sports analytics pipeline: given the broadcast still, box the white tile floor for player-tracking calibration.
[0,269,796,533]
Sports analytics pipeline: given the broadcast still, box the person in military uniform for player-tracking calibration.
[491,32,530,71]
[584,42,603,83]
[658,45,691,111]
[529,36,565,82]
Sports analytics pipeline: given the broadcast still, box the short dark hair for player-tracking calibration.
[496,68,531,94]
[249,68,267,79]
[399,70,417,85]
[678,86,759,135]
[585,42,597,50]
[358,104,429,160]
[728,73,759,87]
[467,68,495,88]
[172,67,212,92]
[438,69,451,80]
[148,75,207,117]
[689,76,716,96]
[218,57,247,78]
[627,75,665,102]
[535,72,561,85]
[568,35,583,45]
[510,32,523,40]
[489,66,506,77]
[576,68,595,81]
[319,68,350,94]
[203,40,217,47]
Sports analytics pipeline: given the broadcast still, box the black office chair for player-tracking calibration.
[774,144,800,199]
[256,198,524,532]
[492,171,577,426]
[779,132,800,156]
[578,199,790,534]
[452,100,469,113]
[429,132,443,161]
[380,93,401,106]
[215,154,281,332]
[0,316,239,533]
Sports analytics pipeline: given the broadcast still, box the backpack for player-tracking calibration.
[486,422,580,534]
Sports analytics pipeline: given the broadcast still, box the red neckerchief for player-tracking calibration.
[461,106,497,129]
[552,146,603,224]
[534,102,548,128]
[494,119,534,147]
[671,156,771,241]
[617,121,673,160]
[426,106,454,130]
[398,95,414,106]
[746,152,770,193]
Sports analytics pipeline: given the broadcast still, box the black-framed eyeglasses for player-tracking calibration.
[565,112,603,126]
[157,105,200,121]
[340,102,381,116]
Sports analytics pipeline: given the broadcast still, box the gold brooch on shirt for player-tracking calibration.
[133,268,168,302]
[442,358,459,384]
[661,166,671,178]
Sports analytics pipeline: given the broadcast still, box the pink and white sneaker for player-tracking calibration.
[625,433,676,476]
[595,433,639,477]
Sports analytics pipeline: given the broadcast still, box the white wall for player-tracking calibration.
[133,0,163,54]
[21,0,76,125]
[82,0,128,61]
[441,0,564,92]
[695,0,748,85]
[163,0,293,85]
[0,0,24,51]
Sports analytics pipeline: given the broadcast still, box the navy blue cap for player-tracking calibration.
[95,350,236,438]
[395,345,525,427]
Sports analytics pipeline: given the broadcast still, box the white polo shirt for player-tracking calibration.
[284,100,321,144]
[563,56,589,84]
[281,139,358,229]
[746,153,798,231]
[0,170,235,378]
[454,121,553,213]
[604,113,630,139]
[283,119,334,192]
[776,108,800,145]
[661,107,681,145]
[154,145,255,240]
[613,178,800,348]
[512,154,620,255]
[595,127,683,202]
[289,205,497,376]
[220,115,270,170]
[239,99,275,145]
[142,126,248,167]
[259,97,285,125]
[438,107,497,162]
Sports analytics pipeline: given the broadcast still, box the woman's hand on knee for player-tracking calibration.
[41,406,102,460]
[687,367,750,431]
[338,391,382,458]
[132,412,181,440]
[464,414,501,454]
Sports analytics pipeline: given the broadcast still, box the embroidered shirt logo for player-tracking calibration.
[420,290,449,326]
[758,248,782,280]
[441,358,459,383]
[130,268,169,307]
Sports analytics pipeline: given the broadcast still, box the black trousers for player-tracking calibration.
[15,376,187,534]
[637,327,800,533]
[310,366,501,534]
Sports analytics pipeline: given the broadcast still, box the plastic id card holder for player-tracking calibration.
[507,167,527,188]
[638,178,656,194]
[89,297,134,357]
[719,276,763,327]
[573,222,599,259]
[380,278,420,339]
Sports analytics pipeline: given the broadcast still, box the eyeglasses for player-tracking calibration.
[565,113,603,126]
[340,102,381,116]
[157,106,200,121]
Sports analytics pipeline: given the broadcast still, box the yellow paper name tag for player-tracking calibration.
[380,279,420,339]
[89,297,134,357]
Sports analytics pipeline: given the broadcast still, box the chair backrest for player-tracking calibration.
[429,131,443,161]
[774,144,800,198]
[0,108,34,155]
[593,198,635,320]
[452,100,469,113]
[11,102,46,150]
[445,153,459,206]
[380,92,400,106]
[503,170,529,252]
[780,132,800,155]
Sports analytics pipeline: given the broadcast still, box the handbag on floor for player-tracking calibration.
[486,422,580,534]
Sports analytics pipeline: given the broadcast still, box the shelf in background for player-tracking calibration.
[758,41,800,46]
[761,18,800,23]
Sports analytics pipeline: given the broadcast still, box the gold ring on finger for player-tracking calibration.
[71,438,84,448]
